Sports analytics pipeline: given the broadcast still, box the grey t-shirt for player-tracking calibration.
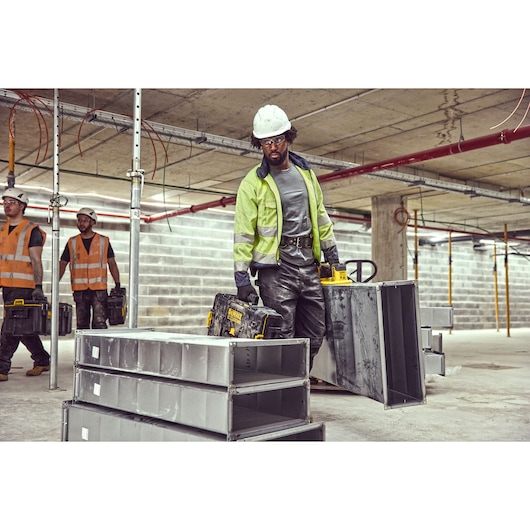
[271,164,313,266]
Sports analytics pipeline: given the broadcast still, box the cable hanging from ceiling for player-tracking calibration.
[8,90,53,165]
[76,105,169,180]
[490,88,529,132]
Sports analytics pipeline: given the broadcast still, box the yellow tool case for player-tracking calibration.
[3,298,72,336]
[207,293,283,339]
[107,288,127,326]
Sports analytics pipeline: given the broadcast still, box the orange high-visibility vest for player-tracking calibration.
[67,233,109,291]
[0,219,46,288]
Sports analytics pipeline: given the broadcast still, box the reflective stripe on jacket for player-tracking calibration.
[234,153,337,277]
[0,219,46,288]
[68,233,109,291]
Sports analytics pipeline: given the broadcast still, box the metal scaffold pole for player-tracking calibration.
[49,89,61,390]
[127,89,143,328]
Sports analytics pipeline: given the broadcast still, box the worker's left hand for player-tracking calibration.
[237,284,259,304]
[32,286,47,301]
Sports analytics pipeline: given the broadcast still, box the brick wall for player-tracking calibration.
[31,205,529,333]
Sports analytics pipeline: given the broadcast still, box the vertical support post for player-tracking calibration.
[504,224,511,337]
[493,241,499,332]
[448,231,452,335]
[127,89,143,328]
[372,194,407,281]
[448,231,453,306]
[7,111,15,188]
[49,89,61,390]
[413,209,418,280]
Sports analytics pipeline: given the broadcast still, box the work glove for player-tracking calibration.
[323,245,340,265]
[237,284,259,305]
[32,286,47,302]
[110,283,126,296]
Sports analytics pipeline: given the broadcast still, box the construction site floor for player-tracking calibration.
[1,327,529,442]
[2,327,526,528]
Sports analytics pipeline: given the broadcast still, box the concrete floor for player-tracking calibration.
[2,327,528,530]
[0,327,529,443]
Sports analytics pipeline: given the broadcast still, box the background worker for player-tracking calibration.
[233,104,340,370]
[0,188,50,382]
[59,207,121,329]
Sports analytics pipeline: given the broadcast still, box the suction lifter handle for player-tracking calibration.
[344,259,378,283]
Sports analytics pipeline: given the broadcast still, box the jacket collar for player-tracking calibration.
[256,151,311,179]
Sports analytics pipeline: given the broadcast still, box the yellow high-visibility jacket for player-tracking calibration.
[234,153,338,286]
[0,219,46,289]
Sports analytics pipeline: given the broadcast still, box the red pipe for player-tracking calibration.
[7,203,151,222]
[143,125,530,223]
[145,196,236,223]
[318,125,530,185]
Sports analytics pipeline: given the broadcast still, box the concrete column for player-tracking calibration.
[371,194,407,281]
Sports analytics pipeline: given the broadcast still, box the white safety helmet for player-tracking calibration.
[252,104,292,139]
[2,187,29,205]
[77,207,97,222]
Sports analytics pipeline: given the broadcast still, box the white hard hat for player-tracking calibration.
[252,104,291,139]
[2,187,29,205]
[77,207,97,222]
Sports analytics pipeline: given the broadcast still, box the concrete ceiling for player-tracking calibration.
[1,88,529,240]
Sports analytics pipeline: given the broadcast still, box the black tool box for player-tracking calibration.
[45,302,73,336]
[207,293,283,339]
[107,288,127,325]
[3,299,72,336]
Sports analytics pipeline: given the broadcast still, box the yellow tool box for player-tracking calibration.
[207,293,283,339]
[107,287,127,325]
[3,298,72,336]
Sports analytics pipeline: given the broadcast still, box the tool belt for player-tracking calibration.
[279,234,313,249]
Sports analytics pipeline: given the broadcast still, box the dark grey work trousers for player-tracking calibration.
[0,287,50,375]
[257,260,326,370]
[73,289,108,329]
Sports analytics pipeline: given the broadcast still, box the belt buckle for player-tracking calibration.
[294,236,302,248]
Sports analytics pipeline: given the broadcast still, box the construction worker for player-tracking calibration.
[0,188,51,381]
[59,207,121,329]
[233,104,340,370]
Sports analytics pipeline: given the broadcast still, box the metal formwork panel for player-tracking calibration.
[62,401,324,442]
[73,367,310,439]
[75,329,309,388]
[312,281,425,408]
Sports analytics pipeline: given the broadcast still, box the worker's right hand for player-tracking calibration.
[32,286,47,302]
[110,285,126,296]
[237,284,259,304]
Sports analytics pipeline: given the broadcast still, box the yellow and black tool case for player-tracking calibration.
[3,298,72,336]
[207,293,283,339]
[107,287,127,326]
